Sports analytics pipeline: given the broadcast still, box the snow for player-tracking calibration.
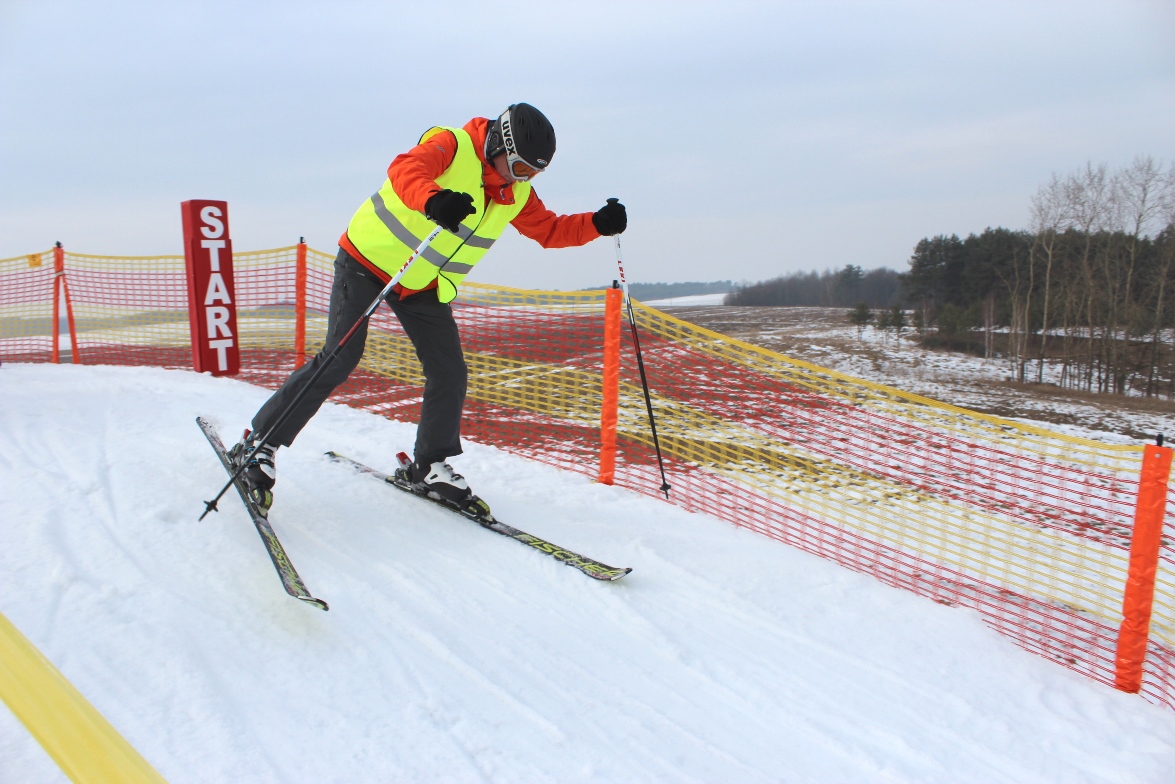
[653,305,1175,444]
[643,293,729,306]
[2,362,1174,783]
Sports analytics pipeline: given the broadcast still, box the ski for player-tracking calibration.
[197,417,329,611]
[325,451,632,582]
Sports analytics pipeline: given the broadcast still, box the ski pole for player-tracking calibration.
[200,225,444,520]
[609,206,671,500]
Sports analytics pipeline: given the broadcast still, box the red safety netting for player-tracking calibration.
[0,249,59,363]
[2,244,1173,711]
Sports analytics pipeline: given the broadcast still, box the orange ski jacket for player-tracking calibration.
[340,116,600,296]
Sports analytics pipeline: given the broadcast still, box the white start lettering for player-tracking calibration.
[200,204,233,371]
[199,206,225,238]
[201,239,227,271]
[204,273,232,305]
[208,338,234,371]
[205,306,232,338]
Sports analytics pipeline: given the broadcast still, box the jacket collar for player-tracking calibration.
[465,116,515,204]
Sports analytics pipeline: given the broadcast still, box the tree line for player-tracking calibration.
[723,265,902,308]
[586,281,732,300]
[904,157,1174,397]
[724,156,1175,398]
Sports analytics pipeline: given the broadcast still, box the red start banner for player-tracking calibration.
[182,200,240,375]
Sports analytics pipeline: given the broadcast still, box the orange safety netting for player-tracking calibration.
[0,250,59,362]
[2,245,1173,709]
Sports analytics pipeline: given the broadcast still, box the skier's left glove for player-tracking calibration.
[592,198,627,236]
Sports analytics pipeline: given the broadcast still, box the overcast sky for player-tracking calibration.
[2,1,1172,290]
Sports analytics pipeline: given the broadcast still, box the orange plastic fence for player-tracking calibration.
[2,248,57,362]
[2,244,1173,711]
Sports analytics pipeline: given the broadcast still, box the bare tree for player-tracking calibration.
[1064,162,1113,390]
[1112,157,1168,392]
[997,245,1029,381]
[907,157,1172,398]
[1144,163,1175,396]
[1030,175,1066,383]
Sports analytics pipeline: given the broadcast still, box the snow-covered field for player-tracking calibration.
[658,305,1175,443]
[643,293,730,307]
[3,364,1175,782]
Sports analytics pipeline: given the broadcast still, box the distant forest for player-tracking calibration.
[724,266,902,308]
[587,281,732,300]
[905,159,1173,397]
[727,157,1175,398]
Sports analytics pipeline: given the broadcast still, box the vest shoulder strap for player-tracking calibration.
[419,125,471,154]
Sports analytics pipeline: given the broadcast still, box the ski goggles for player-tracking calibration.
[507,155,544,181]
[499,106,547,182]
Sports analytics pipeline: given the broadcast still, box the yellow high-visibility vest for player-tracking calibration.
[345,126,531,303]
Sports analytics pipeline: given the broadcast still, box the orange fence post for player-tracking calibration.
[50,243,80,364]
[50,241,83,363]
[294,238,308,369]
[1114,442,1174,693]
[597,286,622,484]
[60,250,79,365]
[51,244,61,364]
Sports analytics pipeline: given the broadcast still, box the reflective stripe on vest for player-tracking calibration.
[345,126,531,302]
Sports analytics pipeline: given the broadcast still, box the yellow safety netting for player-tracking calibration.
[2,245,1171,710]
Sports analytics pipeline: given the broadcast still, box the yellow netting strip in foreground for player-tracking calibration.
[0,611,168,784]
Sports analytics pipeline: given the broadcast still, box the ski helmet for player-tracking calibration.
[484,103,555,181]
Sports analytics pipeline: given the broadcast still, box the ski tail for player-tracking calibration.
[326,451,632,582]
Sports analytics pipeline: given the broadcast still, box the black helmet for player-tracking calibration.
[484,103,555,181]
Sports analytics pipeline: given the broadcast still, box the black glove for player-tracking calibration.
[425,189,475,233]
[592,198,627,236]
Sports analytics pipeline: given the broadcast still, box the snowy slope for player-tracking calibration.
[643,293,730,307]
[2,363,1174,783]
[654,305,1175,443]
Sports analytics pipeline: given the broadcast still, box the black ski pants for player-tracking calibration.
[251,248,467,465]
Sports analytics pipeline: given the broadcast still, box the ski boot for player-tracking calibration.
[228,430,276,515]
[396,452,492,521]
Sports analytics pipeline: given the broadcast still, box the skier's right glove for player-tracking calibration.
[425,189,476,233]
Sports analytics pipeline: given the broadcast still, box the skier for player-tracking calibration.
[232,103,627,515]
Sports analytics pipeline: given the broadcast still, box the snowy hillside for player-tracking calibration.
[658,305,1175,443]
[2,363,1174,783]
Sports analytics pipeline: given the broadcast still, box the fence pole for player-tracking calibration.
[50,243,80,364]
[51,243,62,364]
[597,284,622,484]
[1114,441,1173,693]
[62,257,79,365]
[294,237,307,369]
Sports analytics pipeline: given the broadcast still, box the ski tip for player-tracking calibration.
[588,567,632,581]
[299,596,330,611]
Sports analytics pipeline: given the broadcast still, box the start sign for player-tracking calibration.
[182,200,240,375]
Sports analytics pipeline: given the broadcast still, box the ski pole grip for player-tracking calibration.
[607,198,619,205]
